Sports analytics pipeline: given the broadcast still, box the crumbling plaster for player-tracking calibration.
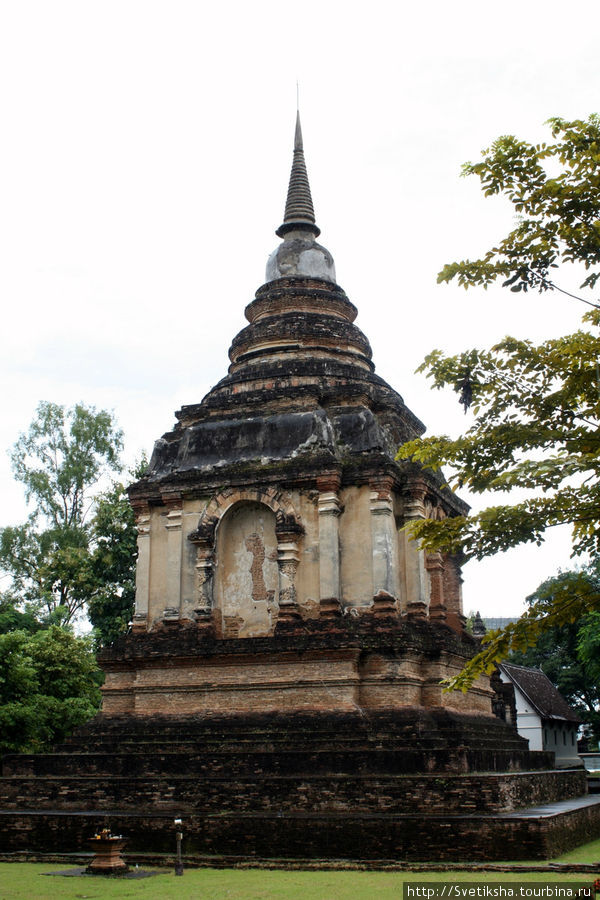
[136,480,447,635]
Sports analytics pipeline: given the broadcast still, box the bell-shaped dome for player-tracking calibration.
[266,232,336,282]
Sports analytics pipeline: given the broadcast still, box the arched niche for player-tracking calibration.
[214,501,279,638]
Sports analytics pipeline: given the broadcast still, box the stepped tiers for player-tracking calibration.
[2,112,599,863]
[1,711,598,862]
[126,273,472,662]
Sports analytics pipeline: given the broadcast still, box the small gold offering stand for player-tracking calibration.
[86,827,128,874]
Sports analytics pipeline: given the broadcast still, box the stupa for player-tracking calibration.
[1,114,598,863]
[107,111,481,716]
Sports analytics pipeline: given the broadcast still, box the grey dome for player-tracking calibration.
[266,233,336,283]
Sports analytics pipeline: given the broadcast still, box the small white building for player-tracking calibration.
[498,663,581,767]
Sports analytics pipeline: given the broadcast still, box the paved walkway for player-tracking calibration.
[496,793,600,819]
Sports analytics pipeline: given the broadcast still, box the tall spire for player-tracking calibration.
[276,111,320,238]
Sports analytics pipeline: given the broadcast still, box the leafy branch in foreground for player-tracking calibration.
[444,570,600,692]
[398,114,600,689]
[398,310,600,563]
[437,114,600,297]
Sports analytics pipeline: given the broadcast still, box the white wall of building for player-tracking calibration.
[499,671,579,766]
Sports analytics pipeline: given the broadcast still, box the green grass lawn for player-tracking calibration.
[547,838,600,864]
[0,868,596,900]
[0,841,599,900]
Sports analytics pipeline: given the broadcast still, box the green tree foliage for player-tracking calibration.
[0,626,102,755]
[578,611,600,686]
[438,114,600,295]
[397,116,600,689]
[0,402,138,636]
[398,320,600,561]
[11,401,122,530]
[0,405,141,751]
[87,478,139,647]
[508,563,600,744]
[0,595,42,635]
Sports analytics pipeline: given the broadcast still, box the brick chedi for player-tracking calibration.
[105,110,482,718]
[1,113,599,864]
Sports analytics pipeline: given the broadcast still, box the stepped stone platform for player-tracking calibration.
[2,709,599,862]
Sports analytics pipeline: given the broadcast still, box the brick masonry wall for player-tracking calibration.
[0,707,595,862]
[0,769,587,815]
[99,616,496,717]
[1,800,599,861]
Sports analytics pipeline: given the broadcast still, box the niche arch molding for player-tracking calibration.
[188,487,304,625]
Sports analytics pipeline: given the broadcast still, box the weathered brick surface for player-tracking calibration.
[1,801,600,861]
[3,708,593,861]
[98,616,498,717]
[0,769,587,815]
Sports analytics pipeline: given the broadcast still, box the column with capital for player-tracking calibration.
[401,479,430,618]
[443,553,467,633]
[276,524,302,621]
[163,496,183,619]
[317,475,343,614]
[131,501,151,631]
[369,477,400,606]
[426,551,447,623]
[188,536,214,623]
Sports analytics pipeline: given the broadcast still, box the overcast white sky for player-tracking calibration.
[1,0,598,617]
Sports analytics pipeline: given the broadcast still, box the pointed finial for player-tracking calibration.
[276,109,320,238]
[294,109,302,151]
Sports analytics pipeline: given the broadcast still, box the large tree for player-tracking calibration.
[0,404,141,752]
[397,115,600,689]
[508,560,600,745]
[0,402,135,633]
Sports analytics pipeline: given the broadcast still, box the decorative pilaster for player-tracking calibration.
[276,529,301,621]
[317,475,342,608]
[402,478,429,618]
[163,496,183,620]
[403,479,428,520]
[131,501,150,631]
[426,551,447,623]
[443,552,467,633]
[369,477,400,604]
[186,531,215,623]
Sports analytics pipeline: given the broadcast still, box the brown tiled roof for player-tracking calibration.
[499,663,581,724]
